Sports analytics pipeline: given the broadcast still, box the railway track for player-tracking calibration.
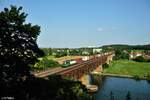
[34,55,108,77]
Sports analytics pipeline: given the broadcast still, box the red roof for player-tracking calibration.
[144,55,150,59]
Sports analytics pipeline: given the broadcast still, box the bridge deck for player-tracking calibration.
[34,53,113,78]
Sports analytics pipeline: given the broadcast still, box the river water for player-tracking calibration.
[93,76,150,100]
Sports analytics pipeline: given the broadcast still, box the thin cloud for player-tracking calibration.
[97,27,119,32]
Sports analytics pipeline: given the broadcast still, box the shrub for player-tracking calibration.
[144,74,150,78]
[113,49,129,60]
[133,56,146,62]
[32,57,60,71]
[102,63,109,69]
[133,75,140,80]
[145,59,150,62]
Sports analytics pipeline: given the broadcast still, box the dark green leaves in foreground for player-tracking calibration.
[0,5,44,83]
[0,6,91,100]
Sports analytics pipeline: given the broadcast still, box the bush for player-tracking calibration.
[113,49,129,60]
[144,74,150,78]
[133,75,140,80]
[32,57,60,71]
[1,75,91,100]
[145,59,150,62]
[102,63,109,69]
[133,56,146,62]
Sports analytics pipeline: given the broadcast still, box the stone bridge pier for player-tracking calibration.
[80,53,114,86]
[80,64,103,85]
[106,53,115,65]
[80,74,91,86]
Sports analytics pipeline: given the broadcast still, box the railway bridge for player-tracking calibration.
[34,52,114,85]
[56,52,114,85]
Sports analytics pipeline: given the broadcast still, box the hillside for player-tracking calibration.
[101,44,150,50]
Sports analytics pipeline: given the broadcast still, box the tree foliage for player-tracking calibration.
[41,48,52,56]
[0,6,91,100]
[113,49,129,60]
[25,75,91,100]
[102,63,109,69]
[0,5,44,85]
[102,44,150,50]
[33,57,60,71]
[133,56,150,62]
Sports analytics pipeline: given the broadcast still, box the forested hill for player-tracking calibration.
[101,44,150,50]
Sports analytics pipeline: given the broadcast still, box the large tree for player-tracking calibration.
[0,5,43,87]
[0,6,91,100]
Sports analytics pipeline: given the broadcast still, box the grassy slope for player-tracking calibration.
[104,60,150,78]
[46,55,81,64]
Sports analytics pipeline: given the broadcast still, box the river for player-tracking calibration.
[93,76,150,100]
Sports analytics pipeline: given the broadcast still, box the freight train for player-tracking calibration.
[61,55,101,68]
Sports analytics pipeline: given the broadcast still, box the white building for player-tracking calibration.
[93,48,102,54]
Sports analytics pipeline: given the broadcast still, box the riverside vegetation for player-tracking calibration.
[104,60,150,79]
[103,45,150,79]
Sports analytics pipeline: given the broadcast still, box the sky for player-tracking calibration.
[0,0,150,48]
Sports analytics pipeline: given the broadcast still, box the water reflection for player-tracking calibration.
[93,76,150,100]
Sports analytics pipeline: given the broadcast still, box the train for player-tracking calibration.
[61,55,101,68]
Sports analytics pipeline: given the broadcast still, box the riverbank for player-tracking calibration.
[98,73,150,80]
[103,60,150,80]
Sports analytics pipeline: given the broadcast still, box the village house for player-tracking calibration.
[144,55,150,59]
[129,51,144,59]
[93,48,102,54]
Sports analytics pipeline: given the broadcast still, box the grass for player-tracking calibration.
[46,55,81,64]
[104,59,150,79]
[33,55,81,71]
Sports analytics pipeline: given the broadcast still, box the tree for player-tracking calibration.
[0,6,91,100]
[69,49,80,56]
[109,91,114,100]
[133,56,145,62]
[126,91,131,100]
[0,5,44,97]
[33,57,60,71]
[113,49,129,60]
[42,48,52,56]
[102,63,109,69]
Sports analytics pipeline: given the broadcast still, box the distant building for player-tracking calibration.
[144,55,150,59]
[93,48,102,54]
[130,51,144,59]
[82,56,90,61]
[82,51,90,55]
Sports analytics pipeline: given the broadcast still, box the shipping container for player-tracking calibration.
[82,56,90,61]
[74,58,83,63]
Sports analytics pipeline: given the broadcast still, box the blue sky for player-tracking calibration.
[0,0,150,48]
